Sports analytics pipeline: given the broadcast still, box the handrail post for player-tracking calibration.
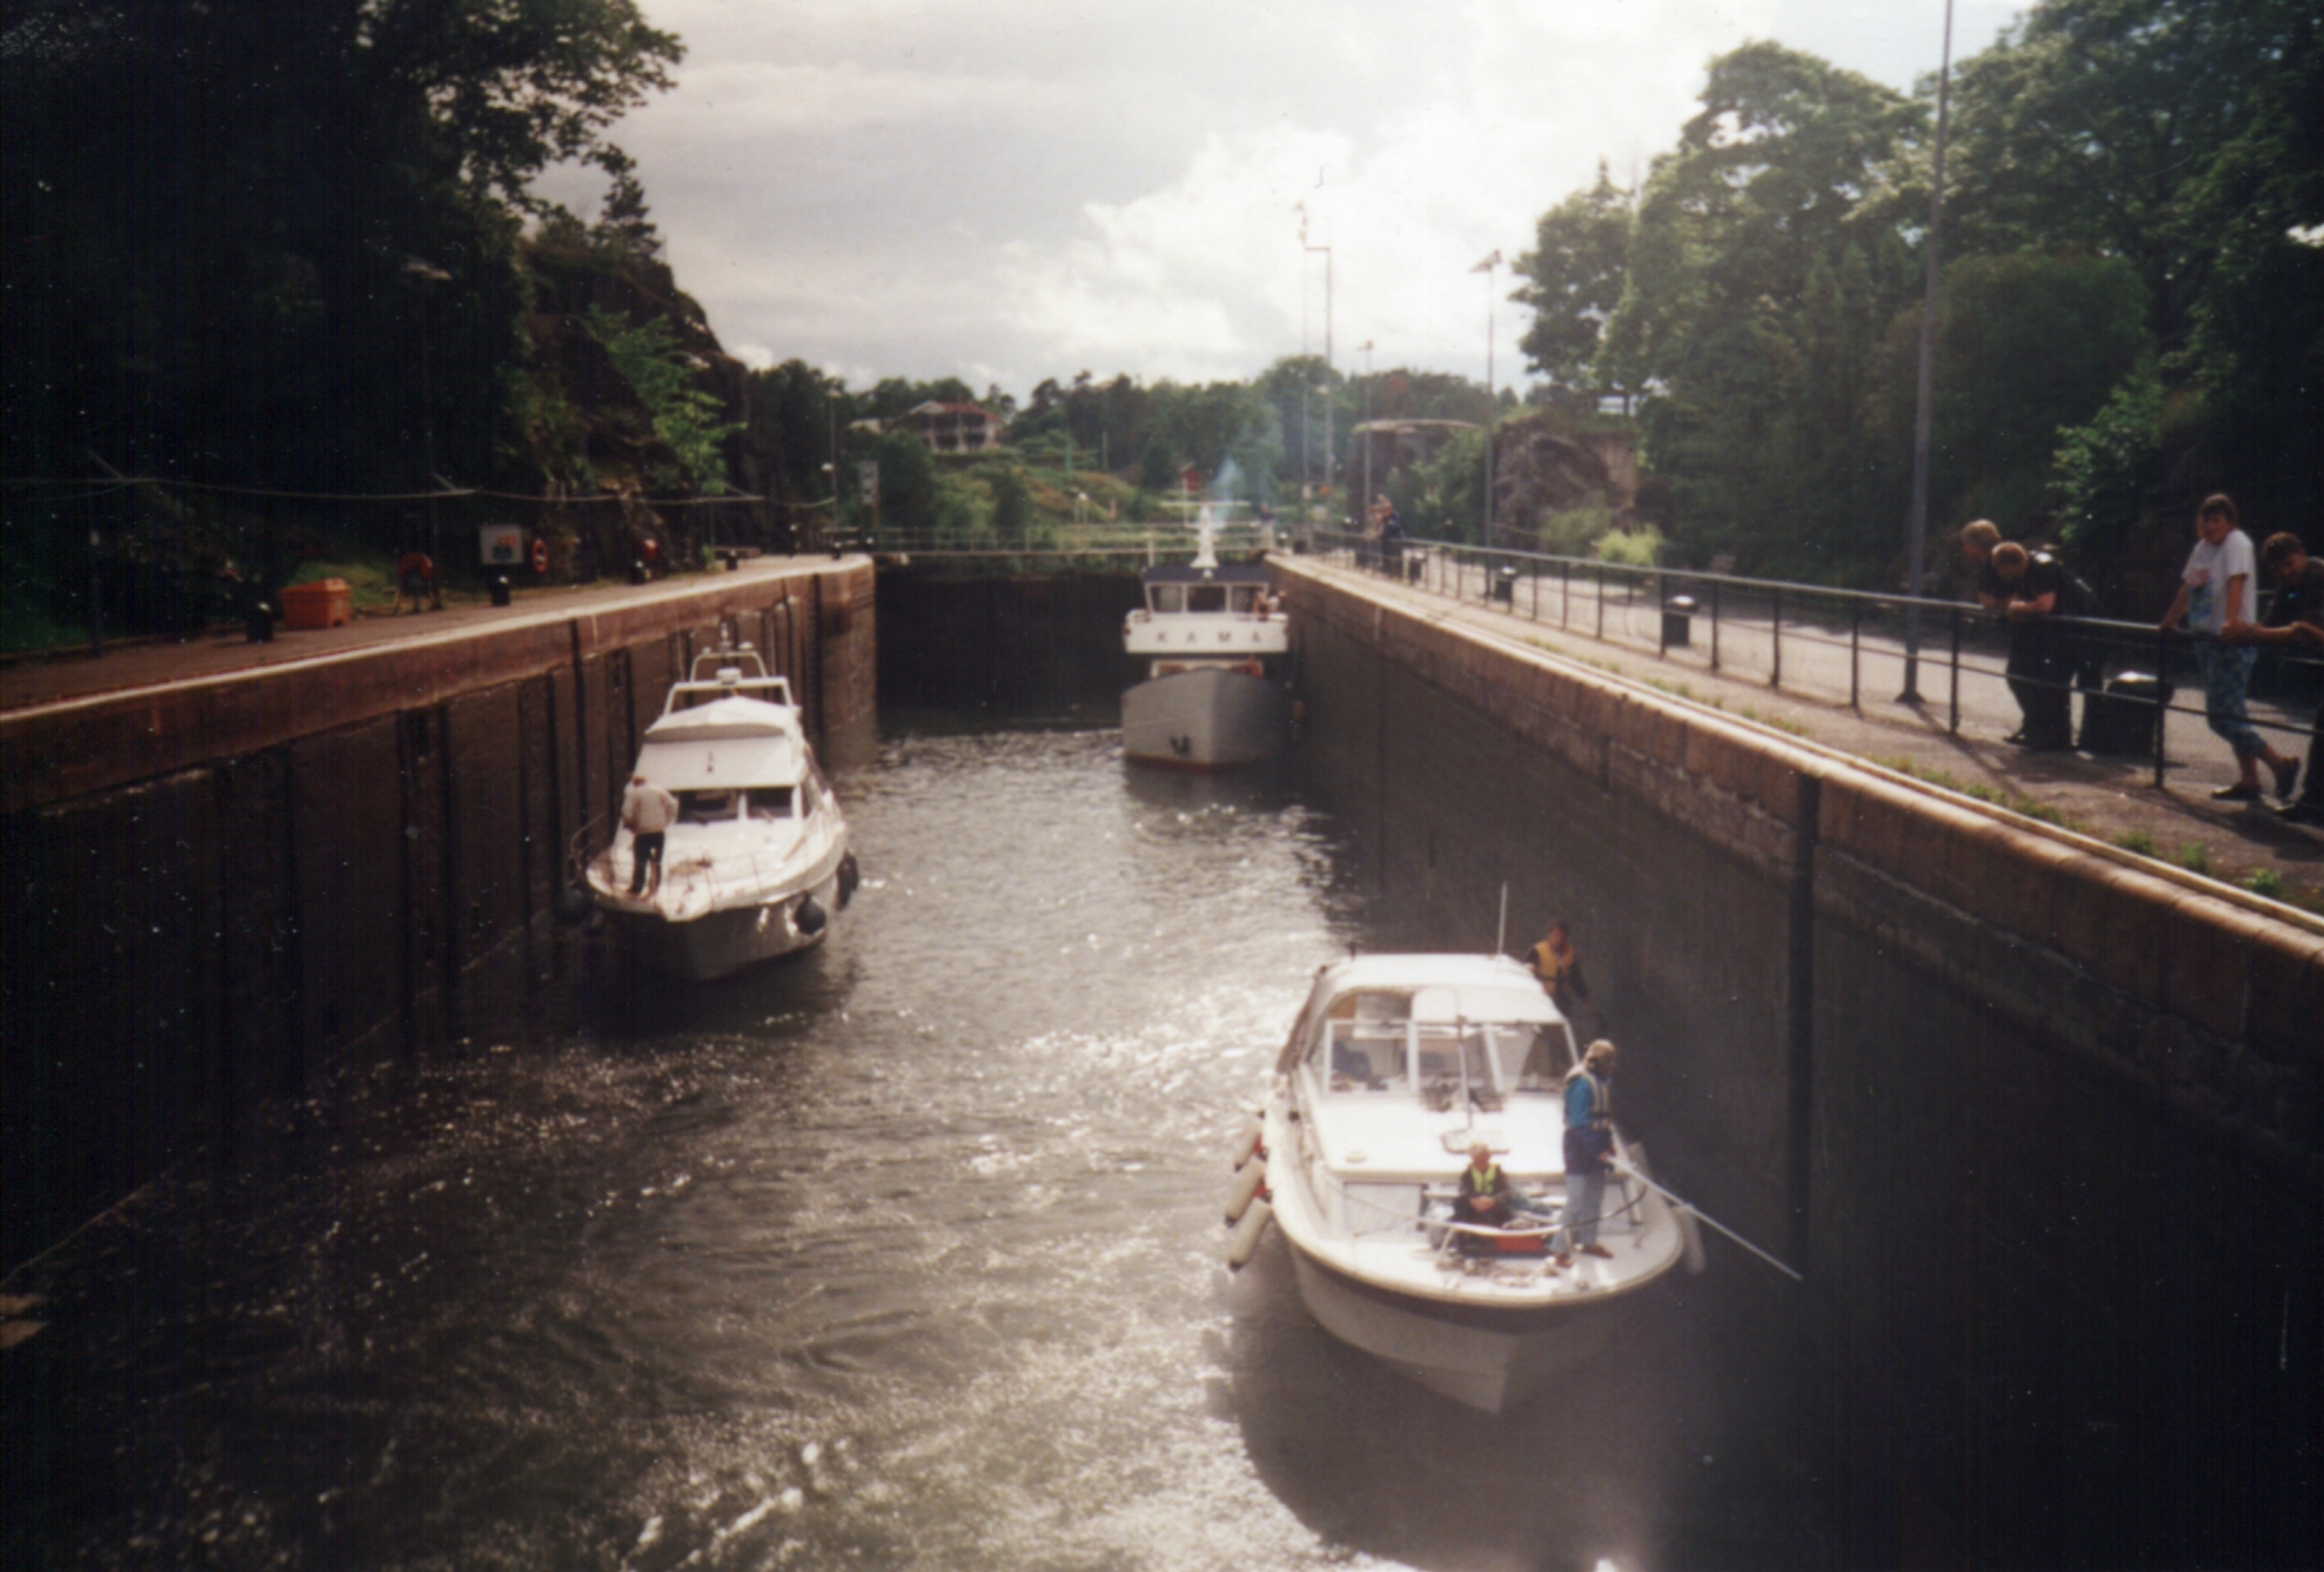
[1770,587,1783,688]
[1849,599,1862,710]
[1531,563,1539,620]
[1596,563,1606,640]
[2153,625,2170,790]
[1657,573,1669,657]
[1562,559,1571,628]
[1949,607,1963,735]
[1710,579,1722,672]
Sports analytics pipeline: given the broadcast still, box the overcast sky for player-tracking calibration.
[575,1,2024,400]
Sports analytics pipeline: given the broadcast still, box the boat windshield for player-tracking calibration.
[677,789,740,823]
[1415,1025,1499,1111]
[1492,1021,1578,1091]
[1228,586,1261,613]
[1186,584,1228,613]
[1311,1000,1573,1104]
[746,787,794,821]
[1150,584,1186,614]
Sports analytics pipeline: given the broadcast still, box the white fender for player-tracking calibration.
[1677,1205,1707,1274]
[1626,1142,1706,1274]
[1224,1156,1267,1224]
[1224,1199,1273,1270]
[1228,1114,1263,1168]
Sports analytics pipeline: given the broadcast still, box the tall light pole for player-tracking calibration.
[1900,0,1955,704]
[1357,339,1375,518]
[1300,202,1333,519]
[1472,249,1502,541]
[402,256,451,606]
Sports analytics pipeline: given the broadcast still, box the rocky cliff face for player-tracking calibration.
[1487,415,1650,548]
[513,244,765,568]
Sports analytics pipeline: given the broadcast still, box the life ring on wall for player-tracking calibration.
[530,537,551,575]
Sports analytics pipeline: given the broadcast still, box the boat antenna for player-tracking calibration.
[1495,882,1509,956]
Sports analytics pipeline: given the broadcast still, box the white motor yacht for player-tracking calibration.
[1121,510,1289,769]
[585,642,857,980]
[1226,952,1687,1412]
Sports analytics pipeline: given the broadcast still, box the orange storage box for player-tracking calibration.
[280,578,353,630]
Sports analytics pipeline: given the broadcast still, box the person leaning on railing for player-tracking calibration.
[2224,532,2324,825]
[2159,494,2303,804]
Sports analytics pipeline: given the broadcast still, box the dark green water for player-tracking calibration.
[4,720,1816,1570]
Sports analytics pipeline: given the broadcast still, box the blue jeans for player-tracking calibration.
[2196,641,2264,760]
[1562,1165,1606,1251]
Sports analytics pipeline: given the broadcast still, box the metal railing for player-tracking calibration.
[1309,529,2321,792]
[868,524,1285,572]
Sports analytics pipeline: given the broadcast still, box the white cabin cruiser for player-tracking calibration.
[1121,511,1289,769]
[1231,953,1687,1412]
[585,642,857,980]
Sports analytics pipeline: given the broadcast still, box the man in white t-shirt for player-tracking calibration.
[2159,494,2303,803]
[621,773,680,895]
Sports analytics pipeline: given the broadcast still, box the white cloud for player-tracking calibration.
[608,0,2024,396]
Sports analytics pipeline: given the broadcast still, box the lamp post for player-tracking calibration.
[1470,250,1502,542]
[1301,208,1333,520]
[1900,0,1955,704]
[402,257,451,608]
[1357,339,1375,518]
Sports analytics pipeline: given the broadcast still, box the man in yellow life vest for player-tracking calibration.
[1452,1140,1517,1259]
[1529,920,1592,1025]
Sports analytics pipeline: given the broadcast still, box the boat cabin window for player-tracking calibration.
[1149,584,1186,614]
[746,787,794,821]
[1228,585,1260,613]
[677,789,740,823]
[1313,990,1411,1095]
[1496,1021,1578,1092]
[1416,1027,1500,1111]
[1321,1020,1407,1093]
[1186,584,1228,613]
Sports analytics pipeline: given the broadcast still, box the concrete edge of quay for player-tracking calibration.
[1276,554,2323,1197]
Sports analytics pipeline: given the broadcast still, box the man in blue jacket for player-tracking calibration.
[1558,1039,1619,1265]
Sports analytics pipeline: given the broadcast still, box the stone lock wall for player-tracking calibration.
[1278,557,2321,1569]
[1,563,875,1266]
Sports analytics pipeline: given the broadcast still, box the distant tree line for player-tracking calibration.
[1511,0,2322,593]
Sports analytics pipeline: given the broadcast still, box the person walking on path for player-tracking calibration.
[1990,542,2073,749]
[621,772,679,897]
[393,550,437,614]
[2160,495,2303,803]
[1556,1039,1619,1267]
[2228,532,2324,825]
[1529,920,1593,1029]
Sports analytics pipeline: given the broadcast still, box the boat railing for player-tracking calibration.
[587,835,828,913]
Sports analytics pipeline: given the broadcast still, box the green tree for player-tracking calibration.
[1514,162,1634,398]
[873,429,938,535]
[1882,250,2151,540]
[1601,42,1922,574]
[1945,0,2323,536]
[989,465,1032,544]
[583,308,741,494]
[2,0,684,609]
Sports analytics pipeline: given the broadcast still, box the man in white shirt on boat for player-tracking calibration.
[621,772,680,896]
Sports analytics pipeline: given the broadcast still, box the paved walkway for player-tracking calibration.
[1309,553,2324,916]
[1,556,855,715]
[12,551,2317,915]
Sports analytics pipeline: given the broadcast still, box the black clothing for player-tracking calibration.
[2003,554,2073,748]
[2266,560,2324,811]
[2263,559,2324,632]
